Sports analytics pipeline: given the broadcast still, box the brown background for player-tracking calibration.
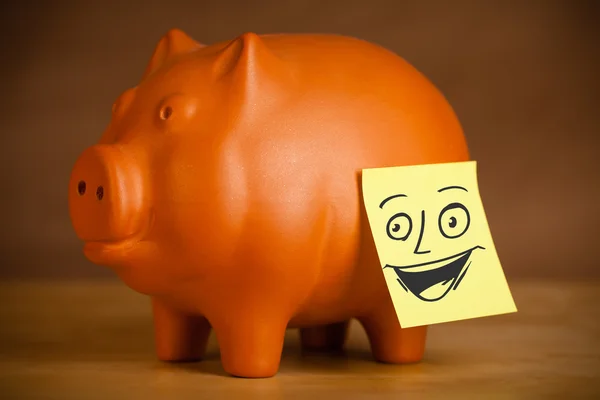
[0,0,598,280]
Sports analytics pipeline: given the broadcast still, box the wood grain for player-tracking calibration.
[0,279,598,399]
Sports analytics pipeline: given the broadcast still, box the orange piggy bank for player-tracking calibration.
[69,29,469,378]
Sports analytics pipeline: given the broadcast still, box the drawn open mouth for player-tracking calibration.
[385,245,485,302]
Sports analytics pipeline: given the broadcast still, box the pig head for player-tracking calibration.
[68,29,302,295]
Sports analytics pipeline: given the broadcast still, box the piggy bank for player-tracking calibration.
[68,29,469,378]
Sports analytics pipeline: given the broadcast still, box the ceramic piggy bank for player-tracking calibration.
[68,29,469,378]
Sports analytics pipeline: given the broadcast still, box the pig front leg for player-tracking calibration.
[358,301,427,364]
[208,206,333,377]
[300,320,349,353]
[212,315,288,378]
[151,297,211,362]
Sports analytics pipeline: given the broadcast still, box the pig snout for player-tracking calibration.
[69,145,146,244]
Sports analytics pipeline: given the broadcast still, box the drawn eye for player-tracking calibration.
[386,213,413,241]
[438,202,470,239]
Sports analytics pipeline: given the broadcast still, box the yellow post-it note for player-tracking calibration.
[362,160,517,328]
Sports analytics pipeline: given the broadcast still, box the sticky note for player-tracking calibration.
[362,161,517,328]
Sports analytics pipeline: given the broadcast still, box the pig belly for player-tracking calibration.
[287,296,364,328]
[286,210,385,328]
[287,283,363,327]
[286,257,387,328]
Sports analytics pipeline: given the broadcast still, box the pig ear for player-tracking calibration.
[142,29,204,80]
[212,33,296,106]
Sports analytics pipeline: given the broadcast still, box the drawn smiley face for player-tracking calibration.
[378,185,486,302]
[362,161,517,327]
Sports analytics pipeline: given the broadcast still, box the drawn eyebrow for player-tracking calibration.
[379,194,407,208]
[438,185,468,193]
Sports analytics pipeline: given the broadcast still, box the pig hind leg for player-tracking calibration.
[358,301,427,364]
[151,297,212,362]
[299,320,350,353]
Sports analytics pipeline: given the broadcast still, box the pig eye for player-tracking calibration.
[156,94,198,131]
[160,106,173,120]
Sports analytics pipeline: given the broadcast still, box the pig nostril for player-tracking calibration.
[96,186,104,200]
[77,181,86,195]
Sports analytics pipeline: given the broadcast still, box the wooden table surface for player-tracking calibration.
[0,279,598,399]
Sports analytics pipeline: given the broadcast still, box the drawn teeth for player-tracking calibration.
[400,254,463,273]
